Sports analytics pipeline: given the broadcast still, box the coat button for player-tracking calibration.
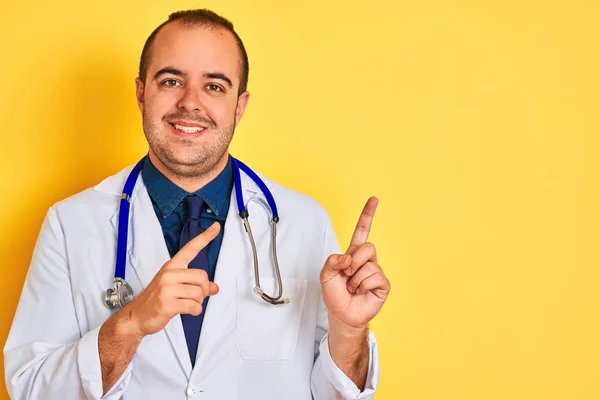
[187,387,204,397]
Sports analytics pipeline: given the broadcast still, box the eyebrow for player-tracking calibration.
[205,73,233,88]
[152,68,233,89]
[153,67,185,80]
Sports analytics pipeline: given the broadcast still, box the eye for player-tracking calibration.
[161,79,181,87]
[207,84,223,92]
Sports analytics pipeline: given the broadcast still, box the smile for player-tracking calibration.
[172,123,205,133]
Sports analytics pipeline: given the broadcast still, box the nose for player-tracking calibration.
[177,85,204,113]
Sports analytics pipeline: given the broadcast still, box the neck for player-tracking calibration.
[148,150,229,193]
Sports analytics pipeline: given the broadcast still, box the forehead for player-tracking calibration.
[149,22,241,83]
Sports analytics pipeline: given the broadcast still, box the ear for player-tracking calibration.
[135,77,145,113]
[234,91,250,127]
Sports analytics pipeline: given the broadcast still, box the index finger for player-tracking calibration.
[347,197,379,251]
[169,222,221,268]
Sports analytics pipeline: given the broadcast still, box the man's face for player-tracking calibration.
[135,22,249,178]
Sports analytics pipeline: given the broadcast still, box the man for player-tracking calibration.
[4,9,390,399]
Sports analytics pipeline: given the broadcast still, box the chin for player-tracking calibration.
[165,146,223,172]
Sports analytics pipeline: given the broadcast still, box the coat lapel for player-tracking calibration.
[110,175,193,378]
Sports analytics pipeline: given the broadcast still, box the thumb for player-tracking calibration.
[320,254,352,284]
[208,282,220,296]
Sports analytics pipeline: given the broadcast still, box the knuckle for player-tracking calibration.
[157,286,171,302]
[191,235,206,248]
[319,268,328,281]
[326,254,338,265]
[194,286,205,301]
[364,242,376,253]
[160,270,174,283]
[197,269,208,280]
[369,262,381,272]
[164,260,179,271]
[189,268,204,280]
[189,302,202,316]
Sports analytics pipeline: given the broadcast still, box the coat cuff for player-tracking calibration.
[77,324,134,399]
[318,331,379,399]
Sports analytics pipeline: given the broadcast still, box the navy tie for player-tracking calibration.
[179,195,210,367]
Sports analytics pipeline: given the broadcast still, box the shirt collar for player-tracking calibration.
[142,154,234,219]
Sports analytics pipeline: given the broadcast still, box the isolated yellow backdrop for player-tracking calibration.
[1,0,599,399]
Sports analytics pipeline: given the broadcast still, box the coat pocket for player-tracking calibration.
[235,277,307,360]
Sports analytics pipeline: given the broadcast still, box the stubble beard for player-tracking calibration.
[142,110,236,179]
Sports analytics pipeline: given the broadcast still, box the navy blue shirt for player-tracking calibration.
[141,155,233,281]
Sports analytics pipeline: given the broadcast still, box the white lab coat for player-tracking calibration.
[4,162,379,399]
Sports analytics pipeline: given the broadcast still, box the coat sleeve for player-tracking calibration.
[310,214,380,399]
[3,206,133,400]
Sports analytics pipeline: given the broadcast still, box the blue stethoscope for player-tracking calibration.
[104,156,289,309]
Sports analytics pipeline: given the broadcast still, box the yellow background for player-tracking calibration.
[1,0,599,399]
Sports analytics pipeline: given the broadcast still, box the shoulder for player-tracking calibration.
[50,164,134,222]
[253,171,333,231]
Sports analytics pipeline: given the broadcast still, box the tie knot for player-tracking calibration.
[185,195,204,220]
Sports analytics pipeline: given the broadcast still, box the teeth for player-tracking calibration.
[174,124,205,133]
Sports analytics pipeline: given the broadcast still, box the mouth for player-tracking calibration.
[168,121,209,136]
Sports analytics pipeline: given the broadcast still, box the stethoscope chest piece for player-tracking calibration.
[105,277,134,309]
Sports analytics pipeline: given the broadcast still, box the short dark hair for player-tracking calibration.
[138,9,249,95]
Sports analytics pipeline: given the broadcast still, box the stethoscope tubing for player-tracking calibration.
[106,155,287,309]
